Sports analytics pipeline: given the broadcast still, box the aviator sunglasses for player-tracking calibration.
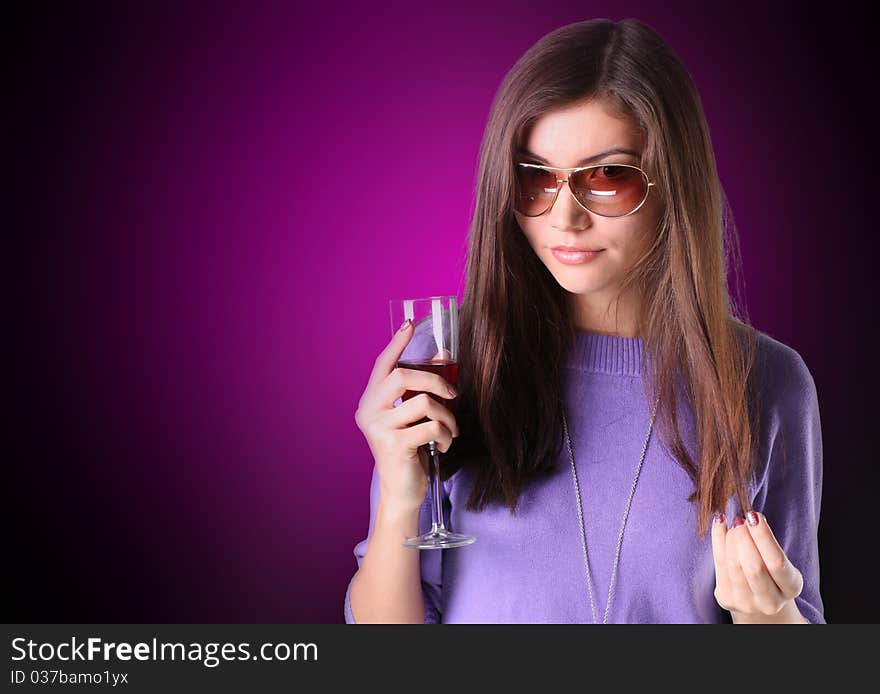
[514,161,655,218]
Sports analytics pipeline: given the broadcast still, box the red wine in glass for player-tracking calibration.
[389,295,475,549]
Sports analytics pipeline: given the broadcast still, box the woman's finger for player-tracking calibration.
[399,417,455,454]
[710,512,731,607]
[733,519,787,613]
[366,318,414,393]
[377,367,456,411]
[725,520,754,610]
[744,512,804,601]
[385,392,459,437]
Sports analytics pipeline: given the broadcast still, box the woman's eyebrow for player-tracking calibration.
[516,147,640,165]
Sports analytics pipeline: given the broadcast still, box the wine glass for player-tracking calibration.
[389,296,476,549]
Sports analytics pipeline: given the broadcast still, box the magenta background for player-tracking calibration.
[10,2,876,622]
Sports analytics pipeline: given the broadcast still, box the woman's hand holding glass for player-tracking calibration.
[354,319,459,516]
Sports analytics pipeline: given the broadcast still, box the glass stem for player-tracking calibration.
[427,441,446,535]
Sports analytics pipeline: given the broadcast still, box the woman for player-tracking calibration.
[345,18,825,623]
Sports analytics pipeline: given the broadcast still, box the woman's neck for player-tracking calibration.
[571,289,643,338]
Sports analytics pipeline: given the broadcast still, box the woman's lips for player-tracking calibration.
[551,248,604,264]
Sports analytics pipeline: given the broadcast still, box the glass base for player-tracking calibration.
[403,528,476,550]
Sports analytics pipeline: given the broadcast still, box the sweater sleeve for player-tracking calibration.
[343,463,445,623]
[749,342,826,624]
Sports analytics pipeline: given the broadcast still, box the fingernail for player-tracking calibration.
[746,511,759,527]
[447,385,457,397]
[732,516,744,528]
[713,511,726,525]
[398,318,412,333]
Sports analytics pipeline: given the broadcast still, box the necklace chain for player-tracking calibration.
[562,392,661,624]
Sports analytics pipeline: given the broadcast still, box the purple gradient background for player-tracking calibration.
[9,2,876,622]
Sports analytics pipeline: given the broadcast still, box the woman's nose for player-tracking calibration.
[548,178,591,224]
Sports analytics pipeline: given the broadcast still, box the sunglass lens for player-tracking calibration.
[514,166,558,216]
[569,165,647,217]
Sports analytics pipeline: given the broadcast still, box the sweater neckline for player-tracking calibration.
[563,329,645,376]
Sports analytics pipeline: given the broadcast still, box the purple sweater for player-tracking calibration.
[344,328,826,624]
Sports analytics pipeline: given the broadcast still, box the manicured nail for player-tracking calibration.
[746,511,759,527]
[713,512,726,525]
[732,516,744,528]
[447,385,457,397]
[398,318,412,332]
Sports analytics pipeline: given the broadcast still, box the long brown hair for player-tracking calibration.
[442,17,761,538]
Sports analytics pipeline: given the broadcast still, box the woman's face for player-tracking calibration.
[513,98,663,332]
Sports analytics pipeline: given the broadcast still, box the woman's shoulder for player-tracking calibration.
[746,324,814,388]
[733,321,819,417]
[733,323,822,499]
